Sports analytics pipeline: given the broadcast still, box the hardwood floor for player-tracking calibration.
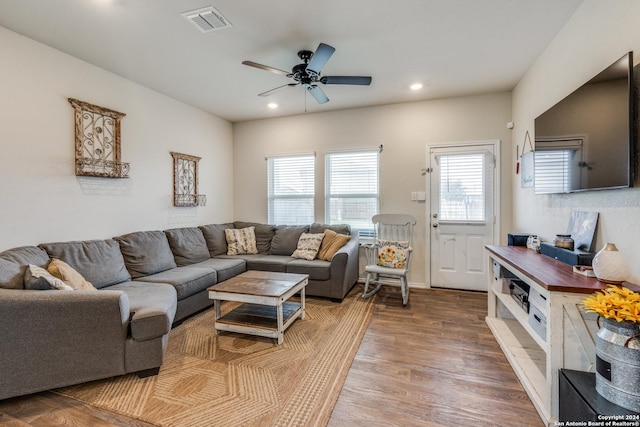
[329,286,544,427]
[0,287,543,427]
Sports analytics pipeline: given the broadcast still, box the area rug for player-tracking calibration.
[56,287,374,427]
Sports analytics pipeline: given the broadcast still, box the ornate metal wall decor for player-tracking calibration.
[68,98,129,178]
[171,152,206,207]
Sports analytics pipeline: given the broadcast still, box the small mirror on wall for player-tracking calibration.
[170,152,206,207]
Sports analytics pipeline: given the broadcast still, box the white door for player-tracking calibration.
[427,142,497,291]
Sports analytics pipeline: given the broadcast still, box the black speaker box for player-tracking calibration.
[507,233,531,247]
[540,242,595,266]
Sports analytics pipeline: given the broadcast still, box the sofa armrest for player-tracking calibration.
[328,235,360,300]
[0,288,130,400]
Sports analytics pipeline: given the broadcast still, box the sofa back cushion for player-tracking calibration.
[0,246,50,289]
[310,223,351,236]
[199,223,234,257]
[234,221,275,254]
[39,240,131,288]
[115,231,177,279]
[164,227,210,266]
[270,225,309,255]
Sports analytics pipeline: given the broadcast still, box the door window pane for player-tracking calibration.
[438,153,485,221]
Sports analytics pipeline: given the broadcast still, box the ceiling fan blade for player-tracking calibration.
[258,83,298,97]
[306,85,329,104]
[306,43,335,76]
[242,60,290,76]
[320,76,372,85]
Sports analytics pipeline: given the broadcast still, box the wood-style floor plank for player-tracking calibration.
[328,286,544,427]
[0,287,543,427]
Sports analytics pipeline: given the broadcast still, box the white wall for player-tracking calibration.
[233,93,513,285]
[512,0,640,283]
[0,26,234,251]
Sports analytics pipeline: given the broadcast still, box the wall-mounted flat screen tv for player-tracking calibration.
[534,52,634,194]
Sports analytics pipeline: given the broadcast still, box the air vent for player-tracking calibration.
[182,7,231,33]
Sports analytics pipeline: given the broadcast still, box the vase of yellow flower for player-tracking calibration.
[583,285,640,412]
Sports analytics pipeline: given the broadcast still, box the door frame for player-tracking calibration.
[425,139,502,288]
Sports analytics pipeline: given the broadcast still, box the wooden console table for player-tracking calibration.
[485,245,611,427]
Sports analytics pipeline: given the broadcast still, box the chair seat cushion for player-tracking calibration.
[365,264,408,276]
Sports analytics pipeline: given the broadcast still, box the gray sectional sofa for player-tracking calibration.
[0,221,358,400]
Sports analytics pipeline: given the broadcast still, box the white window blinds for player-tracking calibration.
[438,153,485,221]
[267,154,315,225]
[325,150,379,237]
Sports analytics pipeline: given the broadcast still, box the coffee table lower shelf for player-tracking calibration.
[215,301,302,343]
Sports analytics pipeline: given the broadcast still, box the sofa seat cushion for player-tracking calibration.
[247,255,293,272]
[286,259,332,281]
[115,231,177,279]
[188,258,246,282]
[164,227,210,266]
[0,246,50,290]
[108,281,177,341]
[39,240,131,289]
[134,267,217,300]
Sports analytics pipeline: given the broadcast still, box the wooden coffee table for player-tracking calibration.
[207,271,308,344]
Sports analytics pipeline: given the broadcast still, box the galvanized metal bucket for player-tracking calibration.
[595,317,640,412]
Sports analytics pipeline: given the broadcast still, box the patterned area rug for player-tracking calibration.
[56,287,374,427]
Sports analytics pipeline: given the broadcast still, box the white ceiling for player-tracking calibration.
[0,0,583,123]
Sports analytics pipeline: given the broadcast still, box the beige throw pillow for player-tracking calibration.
[291,233,325,261]
[317,229,351,261]
[47,258,97,290]
[225,227,259,255]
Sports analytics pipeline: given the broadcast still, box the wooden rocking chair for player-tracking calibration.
[362,214,416,306]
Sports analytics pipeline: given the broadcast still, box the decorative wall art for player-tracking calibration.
[518,130,534,188]
[170,152,206,207]
[68,98,129,178]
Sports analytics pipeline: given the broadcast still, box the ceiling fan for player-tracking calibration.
[242,43,372,104]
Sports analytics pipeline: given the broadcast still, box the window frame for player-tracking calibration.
[324,149,380,238]
[267,153,315,225]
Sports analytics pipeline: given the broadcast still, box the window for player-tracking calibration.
[325,150,379,237]
[267,154,315,225]
[438,153,485,221]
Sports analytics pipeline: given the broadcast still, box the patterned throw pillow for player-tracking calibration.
[377,240,410,269]
[291,233,325,261]
[225,227,259,255]
[24,264,74,290]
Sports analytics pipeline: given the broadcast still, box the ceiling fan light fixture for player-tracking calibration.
[267,103,278,109]
[410,83,423,91]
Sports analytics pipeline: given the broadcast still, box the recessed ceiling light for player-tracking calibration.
[267,103,278,109]
[410,83,423,91]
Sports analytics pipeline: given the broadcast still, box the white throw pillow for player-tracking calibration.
[24,264,74,290]
[291,233,325,261]
[225,227,259,255]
